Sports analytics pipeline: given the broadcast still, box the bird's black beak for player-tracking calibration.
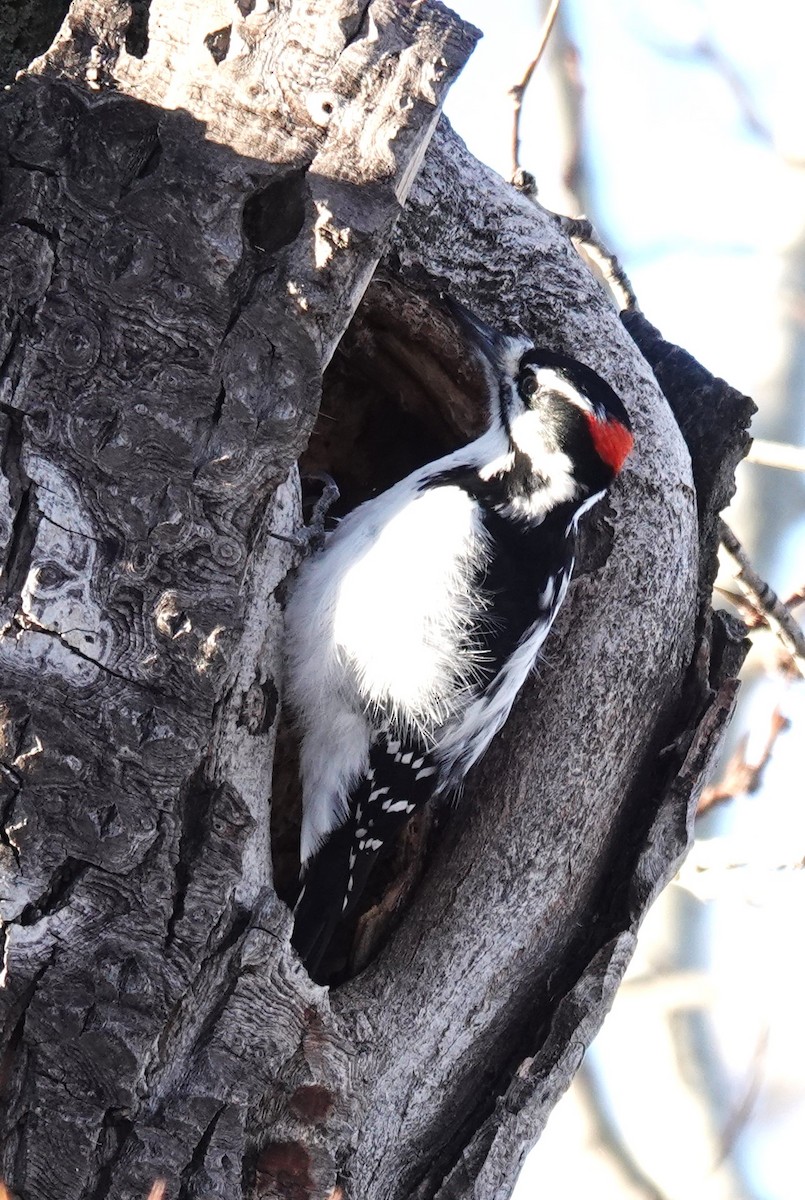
[442,294,507,370]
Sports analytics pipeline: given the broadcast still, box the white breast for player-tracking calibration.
[332,483,488,730]
[285,476,488,861]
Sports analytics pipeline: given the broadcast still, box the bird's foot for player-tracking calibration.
[270,472,340,556]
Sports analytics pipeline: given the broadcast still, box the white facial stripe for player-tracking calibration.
[569,489,605,531]
[508,413,577,488]
[532,367,593,414]
[488,411,580,521]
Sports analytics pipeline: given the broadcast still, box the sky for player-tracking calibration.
[443,4,805,1198]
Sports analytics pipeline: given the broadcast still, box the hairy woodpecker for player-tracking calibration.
[286,298,633,978]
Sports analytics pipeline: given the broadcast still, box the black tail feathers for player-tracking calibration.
[291,737,439,982]
[291,818,385,983]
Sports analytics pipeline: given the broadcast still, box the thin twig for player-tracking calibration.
[697,706,790,816]
[713,584,763,626]
[555,215,640,312]
[686,853,805,875]
[506,3,640,316]
[685,38,805,170]
[745,438,805,471]
[678,843,805,908]
[575,1061,673,1200]
[509,0,562,179]
[717,1025,770,1165]
[719,519,805,678]
[715,583,805,632]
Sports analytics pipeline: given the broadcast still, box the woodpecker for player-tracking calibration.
[285,297,633,979]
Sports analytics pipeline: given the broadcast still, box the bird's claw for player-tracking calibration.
[270,472,340,556]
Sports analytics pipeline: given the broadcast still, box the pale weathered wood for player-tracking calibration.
[0,4,754,1200]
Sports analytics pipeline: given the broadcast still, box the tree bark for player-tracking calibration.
[0,4,752,1200]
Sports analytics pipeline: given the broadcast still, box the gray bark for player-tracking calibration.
[0,4,752,1200]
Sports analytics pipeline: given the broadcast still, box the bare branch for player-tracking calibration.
[717,1026,770,1166]
[697,706,790,816]
[688,38,805,170]
[575,1062,673,1200]
[555,215,640,312]
[508,189,642,316]
[680,845,805,887]
[509,0,561,179]
[716,582,805,632]
[505,13,642,320]
[719,520,805,677]
[713,585,765,627]
[746,438,805,471]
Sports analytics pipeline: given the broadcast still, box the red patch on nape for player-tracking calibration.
[586,414,634,474]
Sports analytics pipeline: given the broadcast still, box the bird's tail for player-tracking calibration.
[291,735,438,981]
[291,815,385,983]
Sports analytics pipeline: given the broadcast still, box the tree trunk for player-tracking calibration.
[0,4,752,1199]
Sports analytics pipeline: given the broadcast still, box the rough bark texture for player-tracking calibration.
[0,4,753,1200]
[0,0,68,86]
[0,3,478,1197]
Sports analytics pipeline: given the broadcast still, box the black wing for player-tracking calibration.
[426,467,576,681]
[291,728,439,981]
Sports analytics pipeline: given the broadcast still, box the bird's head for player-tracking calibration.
[445,296,633,503]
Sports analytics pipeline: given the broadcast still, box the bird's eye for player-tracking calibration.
[520,373,538,402]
